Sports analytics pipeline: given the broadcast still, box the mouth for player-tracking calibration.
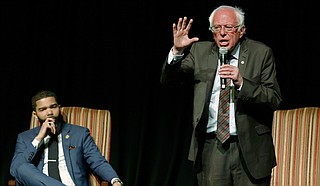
[219,40,229,46]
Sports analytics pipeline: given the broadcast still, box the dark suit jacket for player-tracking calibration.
[10,123,119,186]
[160,37,282,179]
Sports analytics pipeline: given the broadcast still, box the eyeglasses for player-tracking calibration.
[209,25,240,33]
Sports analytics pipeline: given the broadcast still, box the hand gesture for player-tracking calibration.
[172,17,199,55]
[35,117,57,141]
[219,64,243,89]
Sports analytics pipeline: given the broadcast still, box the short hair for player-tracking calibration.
[31,90,58,111]
[208,5,245,32]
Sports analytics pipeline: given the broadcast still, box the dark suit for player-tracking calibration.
[10,123,119,186]
[160,37,282,180]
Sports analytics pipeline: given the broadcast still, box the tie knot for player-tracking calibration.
[227,54,236,63]
[50,135,58,141]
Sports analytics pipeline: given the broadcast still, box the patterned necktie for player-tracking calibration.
[48,136,61,181]
[216,77,231,143]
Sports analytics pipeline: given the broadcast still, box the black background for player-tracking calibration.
[1,0,319,185]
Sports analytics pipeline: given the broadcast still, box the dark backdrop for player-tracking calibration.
[1,0,319,186]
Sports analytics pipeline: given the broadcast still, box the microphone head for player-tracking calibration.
[219,47,228,55]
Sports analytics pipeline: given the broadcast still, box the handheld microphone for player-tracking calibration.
[219,47,228,89]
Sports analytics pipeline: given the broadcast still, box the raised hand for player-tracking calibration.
[172,17,199,55]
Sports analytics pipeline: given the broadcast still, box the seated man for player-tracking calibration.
[10,90,123,186]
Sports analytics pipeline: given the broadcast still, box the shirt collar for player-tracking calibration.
[230,42,240,60]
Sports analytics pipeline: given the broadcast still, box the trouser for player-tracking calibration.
[196,133,270,186]
[14,163,65,186]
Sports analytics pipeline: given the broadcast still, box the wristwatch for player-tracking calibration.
[112,179,123,185]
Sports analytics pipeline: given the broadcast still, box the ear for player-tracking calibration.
[239,26,246,38]
[32,111,38,120]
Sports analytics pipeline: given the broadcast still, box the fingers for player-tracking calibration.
[185,18,193,32]
[176,17,183,30]
[36,119,56,140]
[173,17,193,32]
[46,118,56,135]
[181,17,187,30]
[173,18,182,33]
[219,65,237,78]
[172,17,198,52]
[48,122,56,135]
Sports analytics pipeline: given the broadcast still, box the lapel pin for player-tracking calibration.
[65,134,70,139]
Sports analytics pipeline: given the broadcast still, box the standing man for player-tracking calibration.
[160,5,282,186]
[10,90,123,186]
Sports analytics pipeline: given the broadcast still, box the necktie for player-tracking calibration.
[216,77,231,143]
[48,135,61,181]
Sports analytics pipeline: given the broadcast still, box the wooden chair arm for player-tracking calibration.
[101,181,109,186]
[8,179,16,186]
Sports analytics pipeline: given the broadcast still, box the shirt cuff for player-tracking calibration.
[32,138,41,149]
[111,178,123,185]
[168,48,183,64]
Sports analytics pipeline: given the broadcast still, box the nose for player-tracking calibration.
[219,27,226,35]
[47,109,54,117]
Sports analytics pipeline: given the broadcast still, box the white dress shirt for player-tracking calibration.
[32,134,75,186]
[207,44,240,135]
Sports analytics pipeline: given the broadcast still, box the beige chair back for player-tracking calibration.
[271,107,320,186]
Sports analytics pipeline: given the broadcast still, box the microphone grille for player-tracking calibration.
[219,47,228,55]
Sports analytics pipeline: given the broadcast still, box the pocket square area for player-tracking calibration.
[68,146,76,150]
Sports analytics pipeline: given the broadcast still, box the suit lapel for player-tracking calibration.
[238,39,248,75]
[61,124,76,182]
[207,45,219,97]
